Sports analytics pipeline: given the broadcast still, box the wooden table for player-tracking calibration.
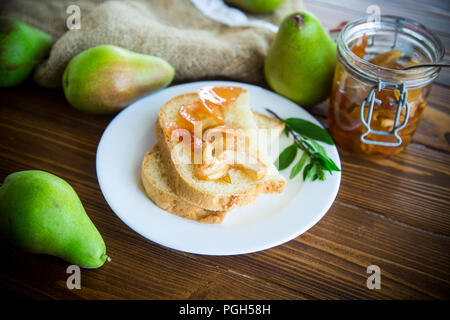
[0,0,449,300]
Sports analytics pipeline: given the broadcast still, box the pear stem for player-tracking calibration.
[102,254,111,263]
[291,13,305,30]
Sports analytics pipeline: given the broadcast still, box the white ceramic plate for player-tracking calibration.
[96,81,341,255]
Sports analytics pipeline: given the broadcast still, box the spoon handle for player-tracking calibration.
[403,63,450,70]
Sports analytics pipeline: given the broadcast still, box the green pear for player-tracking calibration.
[0,17,52,87]
[0,170,108,269]
[63,45,175,114]
[264,12,336,107]
[225,0,285,14]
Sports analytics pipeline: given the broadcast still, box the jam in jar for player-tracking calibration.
[328,16,444,156]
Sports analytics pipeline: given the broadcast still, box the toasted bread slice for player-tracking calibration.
[155,90,286,211]
[141,112,285,223]
[142,145,227,223]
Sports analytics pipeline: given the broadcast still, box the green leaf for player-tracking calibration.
[289,152,308,179]
[275,144,298,171]
[285,118,335,145]
[302,163,313,181]
[316,169,326,181]
[327,158,341,172]
[307,137,327,156]
[306,165,317,178]
[311,153,330,173]
[307,164,317,180]
[310,151,341,172]
[306,138,340,173]
[302,139,316,152]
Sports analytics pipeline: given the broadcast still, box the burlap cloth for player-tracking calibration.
[1,0,303,88]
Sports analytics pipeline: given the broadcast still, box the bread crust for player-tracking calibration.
[141,147,227,223]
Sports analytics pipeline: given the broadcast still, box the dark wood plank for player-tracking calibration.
[0,238,302,300]
[412,105,450,152]
[336,142,450,235]
[428,84,450,112]
[185,200,450,299]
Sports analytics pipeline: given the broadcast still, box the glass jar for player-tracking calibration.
[328,15,444,156]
